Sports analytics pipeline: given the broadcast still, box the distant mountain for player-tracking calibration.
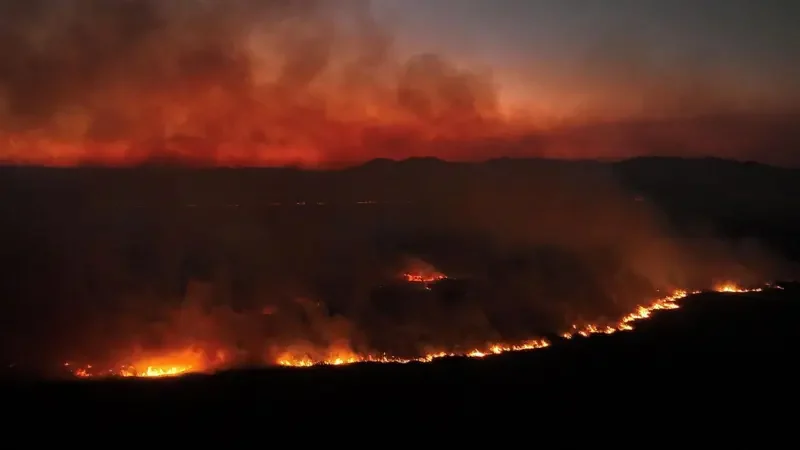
[2,156,799,233]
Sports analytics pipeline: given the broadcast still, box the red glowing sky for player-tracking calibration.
[0,0,798,167]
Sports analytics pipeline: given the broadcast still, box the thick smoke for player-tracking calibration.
[1,0,799,167]
[0,0,508,166]
[0,1,797,375]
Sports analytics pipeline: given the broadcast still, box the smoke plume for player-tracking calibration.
[0,0,512,167]
[1,0,799,167]
[0,1,797,375]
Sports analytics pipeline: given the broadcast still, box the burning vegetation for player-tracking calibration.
[0,2,796,377]
[1,157,793,380]
[64,279,766,378]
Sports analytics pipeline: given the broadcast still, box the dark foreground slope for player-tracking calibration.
[4,284,799,417]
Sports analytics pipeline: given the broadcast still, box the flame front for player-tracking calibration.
[65,282,765,377]
[67,347,216,379]
[124,366,192,378]
[274,339,551,367]
[68,363,192,379]
[714,282,758,293]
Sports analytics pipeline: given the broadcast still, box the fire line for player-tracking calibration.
[63,282,765,379]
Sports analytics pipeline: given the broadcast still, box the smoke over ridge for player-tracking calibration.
[1,0,799,166]
[0,0,514,166]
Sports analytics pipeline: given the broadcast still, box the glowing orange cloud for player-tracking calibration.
[2,0,797,167]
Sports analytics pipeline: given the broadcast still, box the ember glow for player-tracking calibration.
[402,272,447,284]
[402,270,447,290]
[65,282,766,378]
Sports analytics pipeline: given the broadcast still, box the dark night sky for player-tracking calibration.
[374,0,800,118]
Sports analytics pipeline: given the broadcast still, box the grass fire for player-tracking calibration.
[1,158,797,383]
[61,276,767,379]
[1,1,800,424]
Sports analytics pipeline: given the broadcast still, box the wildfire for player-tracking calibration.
[67,347,216,379]
[402,272,447,284]
[714,282,761,294]
[402,271,447,291]
[274,339,551,367]
[64,282,767,378]
[67,363,193,379]
[562,289,688,339]
[401,260,448,290]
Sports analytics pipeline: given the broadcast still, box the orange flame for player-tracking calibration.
[65,283,768,377]
[68,347,222,379]
[714,282,758,293]
[402,272,447,284]
[400,260,448,289]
